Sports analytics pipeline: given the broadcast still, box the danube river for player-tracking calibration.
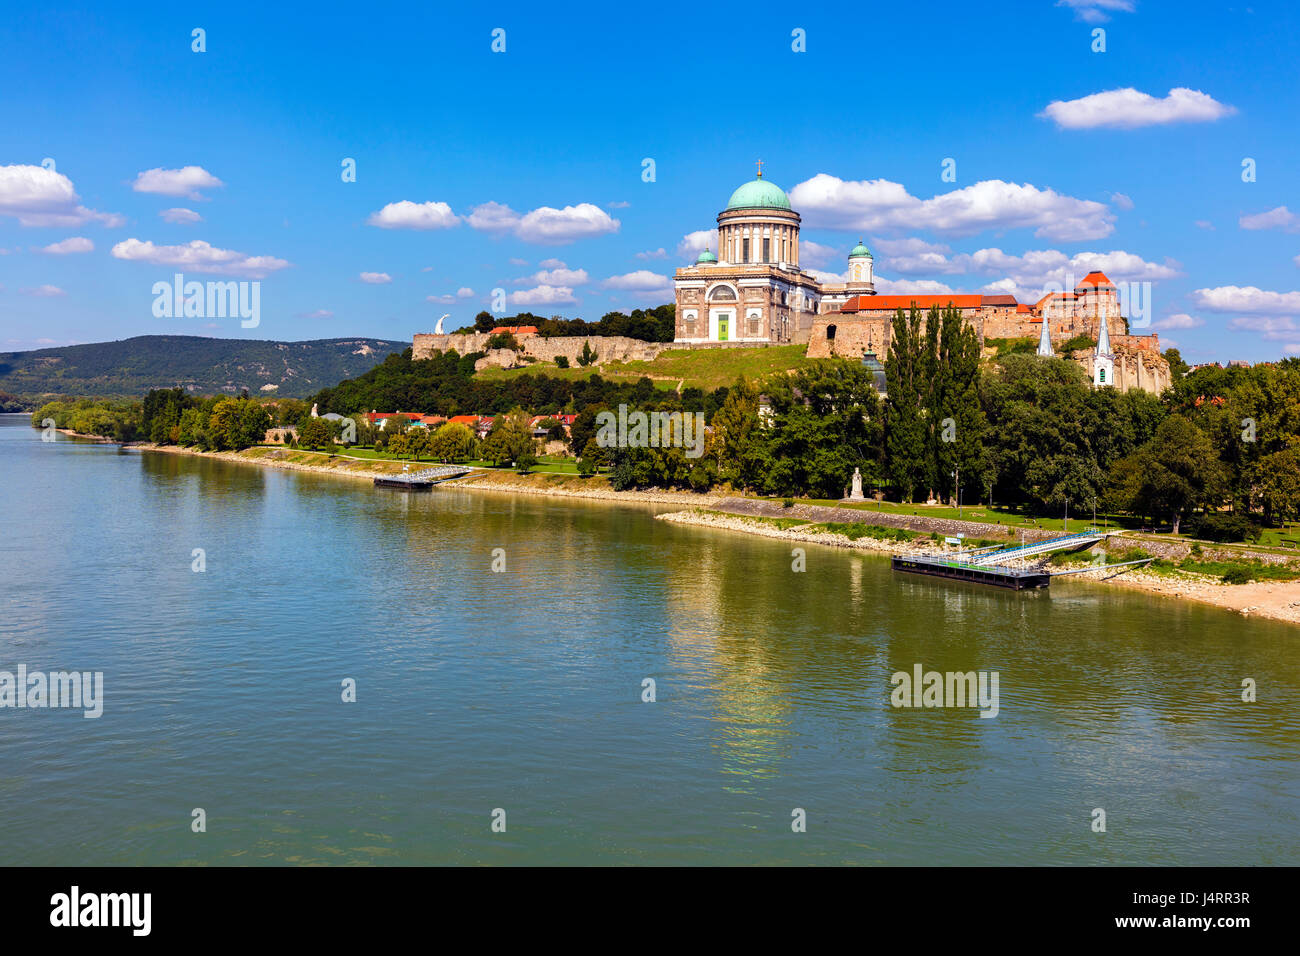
[1,414,1296,865]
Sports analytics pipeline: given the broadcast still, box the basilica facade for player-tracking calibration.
[672,173,874,345]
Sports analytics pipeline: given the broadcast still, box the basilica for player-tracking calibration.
[673,172,1171,393]
[672,171,875,346]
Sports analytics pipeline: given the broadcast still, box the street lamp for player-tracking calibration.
[1064,497,1070,533]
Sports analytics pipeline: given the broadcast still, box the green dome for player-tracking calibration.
[849,240,872,259]
[695,247,718,264]
[724,177,792,211]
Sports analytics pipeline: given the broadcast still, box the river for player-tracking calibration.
[0,414,1295,865]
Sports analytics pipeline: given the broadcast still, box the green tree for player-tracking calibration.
[404,427,432,461]
[430,421,475,461]
[298,416,334,450]
[1107,415,1226,534]
[481,409,535,465]
[884,307,927,501]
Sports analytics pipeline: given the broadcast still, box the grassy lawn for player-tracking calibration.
[474,344,810,392]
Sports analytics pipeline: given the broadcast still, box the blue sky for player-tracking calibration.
[2,0,1298,362]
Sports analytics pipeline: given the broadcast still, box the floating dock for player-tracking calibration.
[373,465,475,491]
[891,554,1051,590]
[373,473,434,491]
[891,528,1126,590]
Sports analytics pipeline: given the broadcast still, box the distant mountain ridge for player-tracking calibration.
[0,335,409,401]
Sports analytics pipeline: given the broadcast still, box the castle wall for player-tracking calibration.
[413,333,670,365]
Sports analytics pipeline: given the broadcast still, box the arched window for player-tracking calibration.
[708,285,737,302]
[1099,367,1106,383]
[826,324,837,341]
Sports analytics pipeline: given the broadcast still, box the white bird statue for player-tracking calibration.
[435,313,449,334]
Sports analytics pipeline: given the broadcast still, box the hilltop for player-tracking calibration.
[0,335,408,403]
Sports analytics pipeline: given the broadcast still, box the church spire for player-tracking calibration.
[1037,317,1053,357]
[1096,312,1112,356]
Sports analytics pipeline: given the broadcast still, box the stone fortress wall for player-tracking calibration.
[412,332,776,372]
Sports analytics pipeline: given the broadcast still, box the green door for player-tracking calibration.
[717,314,729,341]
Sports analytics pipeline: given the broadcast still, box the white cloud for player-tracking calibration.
[20,284,66,297]
[510,284,577,306]
[677,230,714,258]
[428,287,477,304]
[1151,313,1204,330]
[1192,286,1300,314]
[607,200,630,209]
[788,174,1115,240]
[1056,0,1135,24]
[518,266,588,286]
[601,270,672,292]
[367,200,459,230]
[1195,220,1215,230]
[879,246,1182,297]
[1239,206,1300,232]
[464,202,618,244]
[466,201,520,234]
[1040,87,1235,130]
[1110,192,1135,210]
[538,258,566,269]
[0,164,124,227]
[132,166,224,199]
[359,272,392,284]
[636,248,667,260]
[1294,253,1300,268]
[299,309,334,319]
[515,203,619,244]
[110,238,289,278]
[799,240,845,269]
[1227,316,1297,340]
[508,257,529,267]
[160,207,202,224]
[39,236,93,254]
[1285,343,1300,355]
[874,276,957,295]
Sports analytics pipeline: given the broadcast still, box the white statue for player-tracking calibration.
[849,467,864,500]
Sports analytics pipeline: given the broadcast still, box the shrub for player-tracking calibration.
[554,356,570,369]
[782,497,795,509]
[1221,566,1253,585]
[1186,512,1262,543]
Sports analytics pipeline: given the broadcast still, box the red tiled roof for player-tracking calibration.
[838,294,985,312]
[447,415,478,425]
[490,325,538,335]
[1076,271,1115,290]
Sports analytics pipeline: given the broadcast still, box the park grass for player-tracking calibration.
[602,345,809,391]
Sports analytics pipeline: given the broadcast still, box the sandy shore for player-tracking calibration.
[124,441,1300,627]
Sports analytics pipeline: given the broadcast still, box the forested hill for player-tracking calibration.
[0,335,408,401]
